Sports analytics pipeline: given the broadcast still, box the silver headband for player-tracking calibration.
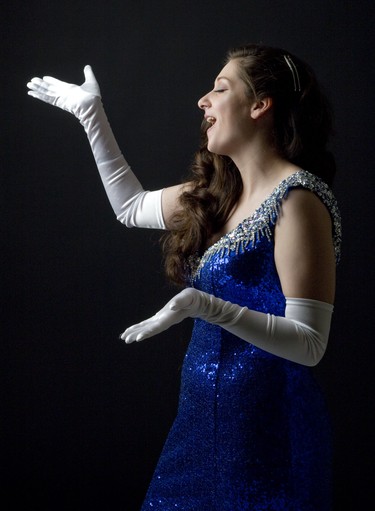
[283,55,301,92]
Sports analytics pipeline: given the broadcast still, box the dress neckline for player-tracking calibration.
[188,169,342,281]
[203,170,303,254]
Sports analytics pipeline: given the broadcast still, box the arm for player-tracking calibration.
[121,189,336,366]
[274,188,336,304]
[27,66,183,229]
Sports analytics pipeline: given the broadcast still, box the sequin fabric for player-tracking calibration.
[141,171,340,511]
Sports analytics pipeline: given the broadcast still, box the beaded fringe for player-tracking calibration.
[189,170,341,281]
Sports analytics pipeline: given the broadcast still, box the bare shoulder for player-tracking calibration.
[274,188,336,303]
[279,187,332,222]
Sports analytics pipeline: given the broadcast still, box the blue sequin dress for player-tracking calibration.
[141,171,341,511]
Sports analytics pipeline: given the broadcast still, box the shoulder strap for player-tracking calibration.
[269,170,342,262]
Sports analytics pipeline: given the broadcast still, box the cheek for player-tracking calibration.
[224,98,249,122]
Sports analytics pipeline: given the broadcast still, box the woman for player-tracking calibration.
[27,44,341,510]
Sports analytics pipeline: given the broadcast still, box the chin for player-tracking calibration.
[207,140,225,155]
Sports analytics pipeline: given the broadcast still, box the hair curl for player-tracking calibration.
[162,44,336,286]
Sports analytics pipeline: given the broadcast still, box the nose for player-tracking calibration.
[197,91,210,110]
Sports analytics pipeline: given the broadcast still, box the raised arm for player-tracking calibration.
[27,66,184,229]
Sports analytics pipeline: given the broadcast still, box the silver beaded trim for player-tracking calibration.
[189,170,342,280]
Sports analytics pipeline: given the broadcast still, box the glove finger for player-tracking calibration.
[82,65,101,96]
[83,65,97,84]
[43,76,69,87]
[26,80,40,92]
[27,90,56,105]
[122,326,155,343]
[28,77,63,98]
[28,77,42,85]
[120,322,148,341]
[124,315,158,333]
[27,78,54,95]
[28,77,49,91]
[28,85,60,102]
[122,314,170,342]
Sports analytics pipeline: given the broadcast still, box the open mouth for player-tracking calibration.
[206,116,216,133]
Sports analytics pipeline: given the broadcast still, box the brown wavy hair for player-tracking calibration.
[162,44,336,286]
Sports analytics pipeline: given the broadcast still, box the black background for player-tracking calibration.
[2,1,374,509]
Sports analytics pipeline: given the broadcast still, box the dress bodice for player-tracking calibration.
[189,170,341,316]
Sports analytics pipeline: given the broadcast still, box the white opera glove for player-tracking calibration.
[121,287,333,367]
[26,66,165,229]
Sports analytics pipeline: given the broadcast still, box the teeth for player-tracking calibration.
[206,116,216,124]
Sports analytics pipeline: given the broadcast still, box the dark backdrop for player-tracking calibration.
[2,1,374,509]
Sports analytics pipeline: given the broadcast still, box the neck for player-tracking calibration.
[230,139,298,199]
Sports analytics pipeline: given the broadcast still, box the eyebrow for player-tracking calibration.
[215,76,231,83]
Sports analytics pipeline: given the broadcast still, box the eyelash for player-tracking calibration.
[214,89,227,93]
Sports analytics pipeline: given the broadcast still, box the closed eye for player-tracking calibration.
[214,88,227,93]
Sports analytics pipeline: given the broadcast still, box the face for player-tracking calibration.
[198,59,253,157]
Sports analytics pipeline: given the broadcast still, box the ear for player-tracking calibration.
[250,97,273,120]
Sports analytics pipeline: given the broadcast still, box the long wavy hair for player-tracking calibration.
[162,44,336,286]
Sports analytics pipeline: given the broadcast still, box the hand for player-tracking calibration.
[121,288,202,343]
[27,65,101,120]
